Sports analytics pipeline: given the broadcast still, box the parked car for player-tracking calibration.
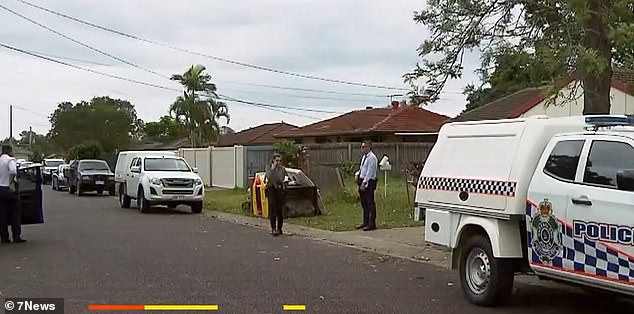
[68,159,115,196]
[117,155,203,213]
[51,164,70,191]
[41,158,65,184]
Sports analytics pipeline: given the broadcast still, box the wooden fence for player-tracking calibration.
[301,142,435,192]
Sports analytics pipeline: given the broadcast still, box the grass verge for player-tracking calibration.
[204,175,422,232]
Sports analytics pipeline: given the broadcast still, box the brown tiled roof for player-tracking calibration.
[454,68,634,122]
[216,122,297,146]
[613,68,634,85]
[451,87,549,122]
[275,105,450,138]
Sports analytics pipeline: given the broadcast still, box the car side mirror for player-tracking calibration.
[130,166,141,173]
[192,167,198,173]
[616,170,634,191]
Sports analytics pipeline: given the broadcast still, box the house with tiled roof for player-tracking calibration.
[453,68,634,121]
[274,102,450,143]
[216,122,297,147]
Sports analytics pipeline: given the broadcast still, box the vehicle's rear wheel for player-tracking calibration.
[191,202,203,214]
[119,186,131,208]
[459,234,514,307]
[137,188,150,213]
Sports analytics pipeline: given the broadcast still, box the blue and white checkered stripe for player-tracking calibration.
[525,202,634,283]
[418,177,517,197]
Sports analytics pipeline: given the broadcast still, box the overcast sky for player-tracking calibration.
[0,0,481,139]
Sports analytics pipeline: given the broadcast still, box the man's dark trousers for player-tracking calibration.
[0,186,20,242]
[268,188,285,231]
[359,179,377,228]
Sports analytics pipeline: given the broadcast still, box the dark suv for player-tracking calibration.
[68,159,115,196]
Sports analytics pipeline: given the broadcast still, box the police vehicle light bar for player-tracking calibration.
[584,115,634,129]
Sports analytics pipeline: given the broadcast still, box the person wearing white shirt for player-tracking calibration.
[355,140,378,231]
[0,145,25,244]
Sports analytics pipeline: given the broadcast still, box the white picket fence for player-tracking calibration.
[178,146,248,188]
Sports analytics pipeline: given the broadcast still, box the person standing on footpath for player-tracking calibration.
[355,140,378,231]
[265,153,289,236]
[0,145,25,244]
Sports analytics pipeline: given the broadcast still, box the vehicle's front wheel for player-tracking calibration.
[191,202,203,214]
[137,188,150,213]
[459,234,514,307]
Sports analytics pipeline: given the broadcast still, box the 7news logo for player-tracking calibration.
[4,298,64,313]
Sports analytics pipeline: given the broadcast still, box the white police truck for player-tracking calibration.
[416,115,634,306]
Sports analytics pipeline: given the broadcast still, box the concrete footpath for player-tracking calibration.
[206,210,451,266]
[205,210,581,292]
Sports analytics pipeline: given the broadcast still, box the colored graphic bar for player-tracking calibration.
[88,304,219,311]
[283,304,306,311]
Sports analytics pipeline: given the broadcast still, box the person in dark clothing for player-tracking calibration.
[0,145,25,244]
[355,140,378,231]
[265,153,289,236]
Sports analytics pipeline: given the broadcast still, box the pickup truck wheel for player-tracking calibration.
[459,235,514,307]
[137,188,150,213]
[191,202,203,214]
[119,187,131,208]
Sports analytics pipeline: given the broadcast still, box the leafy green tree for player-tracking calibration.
[67,140,103,160]
[405,0,634,114]
[48,96,142,153]
[170,65,230,147]
[462,49,566,113]
[142,115,186,142]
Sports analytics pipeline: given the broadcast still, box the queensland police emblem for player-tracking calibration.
[530,199,562,263]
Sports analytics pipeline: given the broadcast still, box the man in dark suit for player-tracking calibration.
[0,145,25,244]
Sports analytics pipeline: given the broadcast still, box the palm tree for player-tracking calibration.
[170,65,229,147]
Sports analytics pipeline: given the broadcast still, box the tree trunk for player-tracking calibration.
[581,0,613,115]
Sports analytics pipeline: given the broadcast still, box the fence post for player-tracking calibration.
[396,143,400,173]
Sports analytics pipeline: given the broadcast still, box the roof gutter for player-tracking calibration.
[394,132,439,136]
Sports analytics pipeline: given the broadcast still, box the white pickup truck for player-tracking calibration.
[416,115,634,306]
[117,154,204,214]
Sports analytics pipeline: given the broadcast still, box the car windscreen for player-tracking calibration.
[144,158,191,172]
[79,161,111,171]
[44,160,64,167]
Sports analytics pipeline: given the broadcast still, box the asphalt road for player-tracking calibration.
[0,188,632,314]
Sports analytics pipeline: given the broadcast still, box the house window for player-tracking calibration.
[316,136,330,143]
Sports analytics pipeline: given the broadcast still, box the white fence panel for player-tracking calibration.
[234,146,245,188]
[211,147,237,188]
[178,147,212,186]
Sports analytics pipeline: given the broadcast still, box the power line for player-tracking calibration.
[0,42,328,119]
[21,50,114,67]
[216,80,390,98]
[0,7,369,114]
[217,94,341,114]
[219,87,385,103]
[0,3,169,80]
[13,0,409,91]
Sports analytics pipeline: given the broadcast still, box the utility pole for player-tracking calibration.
[29,126,33,150]
[9,105,13,145]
